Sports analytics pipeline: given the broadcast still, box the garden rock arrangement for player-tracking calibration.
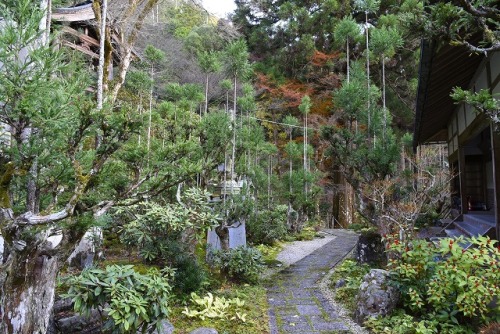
[354,269,400,324]
[48,298,176,334]
[48,298,101,334]
[355,231,385,265]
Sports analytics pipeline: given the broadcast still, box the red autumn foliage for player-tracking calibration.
[311,98,333,117]
[255,72,314,109]
[310,50,338,67]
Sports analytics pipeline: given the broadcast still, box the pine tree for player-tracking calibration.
[334,16,361,83]
[198,51,222,114]
[371,26,402,138]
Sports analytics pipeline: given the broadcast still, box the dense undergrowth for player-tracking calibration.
[329,235,500,334]
[57,207,322,333]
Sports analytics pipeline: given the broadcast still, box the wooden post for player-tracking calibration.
[490,126,500,240]
[458,144,468,215]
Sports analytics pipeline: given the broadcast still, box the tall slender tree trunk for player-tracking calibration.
[97,0,107,110]
[230,76,237,198]
[346,39,350,83]
[223,152,227,208]
[365,12,371,133]
[288,132,293,228]
[147,64,153,165]
[303,113,308,200]
[204,74,209,114]
[138,95,143,145]
[382,55,386,140]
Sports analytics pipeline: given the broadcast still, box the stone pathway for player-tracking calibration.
[266,229,360,334]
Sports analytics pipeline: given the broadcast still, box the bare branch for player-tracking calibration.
[17,208,69,225]
[458,0,500,20]
[460,40,500,55]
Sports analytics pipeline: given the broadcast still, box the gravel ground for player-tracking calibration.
[318,253,370,334]
[275,231,336,266]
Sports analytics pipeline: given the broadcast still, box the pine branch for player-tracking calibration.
[458,0,500,20]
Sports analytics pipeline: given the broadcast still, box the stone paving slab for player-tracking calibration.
[266,229,359,334]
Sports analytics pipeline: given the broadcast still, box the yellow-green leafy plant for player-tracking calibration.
[182,292,247,322]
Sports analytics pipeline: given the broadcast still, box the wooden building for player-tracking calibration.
[413,40,500,240]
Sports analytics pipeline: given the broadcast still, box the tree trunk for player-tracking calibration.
[346,38,350,83]
[204,74,209,114]
[382,56,386,140]
[97,0,107,110]
[365,11,371,132]
[0,252,58,334]
[110,47,133,104]
[215,225,229,251]
[230,76,237,198]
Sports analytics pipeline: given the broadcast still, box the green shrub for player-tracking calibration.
[330,259,370,312]
[63,265,173,333]
[119,188,220,264]
[364,309,474,334]
[246,205,288,245]
[364,310,418,334]
[293,226,317,241]
[173,256,209,295]
[347,223,366,232]
[414,211,439,228]
[387,235,500,328]
[255,243,283,264]
[210,246,264,284]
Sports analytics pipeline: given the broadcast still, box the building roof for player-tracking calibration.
[413,40,484,147]
[52,3,95,22]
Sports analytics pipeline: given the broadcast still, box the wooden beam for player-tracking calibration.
[490,126,500,240]
[61,41,98,59]
[61,26,99,48]
[458,144,468,215]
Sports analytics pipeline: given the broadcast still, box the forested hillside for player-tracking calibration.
[0,0,498,333]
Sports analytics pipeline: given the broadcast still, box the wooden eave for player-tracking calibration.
[52,3,95,22]
[413,40,484,148]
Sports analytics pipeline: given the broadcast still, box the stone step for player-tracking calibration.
[438,218,453,227]
[455,220,493,237]
[462,214,496,228]
[444,228,465,238]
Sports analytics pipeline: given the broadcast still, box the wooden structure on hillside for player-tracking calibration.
[52,2,95,22]
[52,2,136,71]
[413,40,500,240]
[52,2,100,61]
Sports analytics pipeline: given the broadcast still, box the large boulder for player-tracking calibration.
[55,310,102,334]
[152,320,175,334]
[354,269,399,324]
[189,328,218,334]
[67,228,102,269]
